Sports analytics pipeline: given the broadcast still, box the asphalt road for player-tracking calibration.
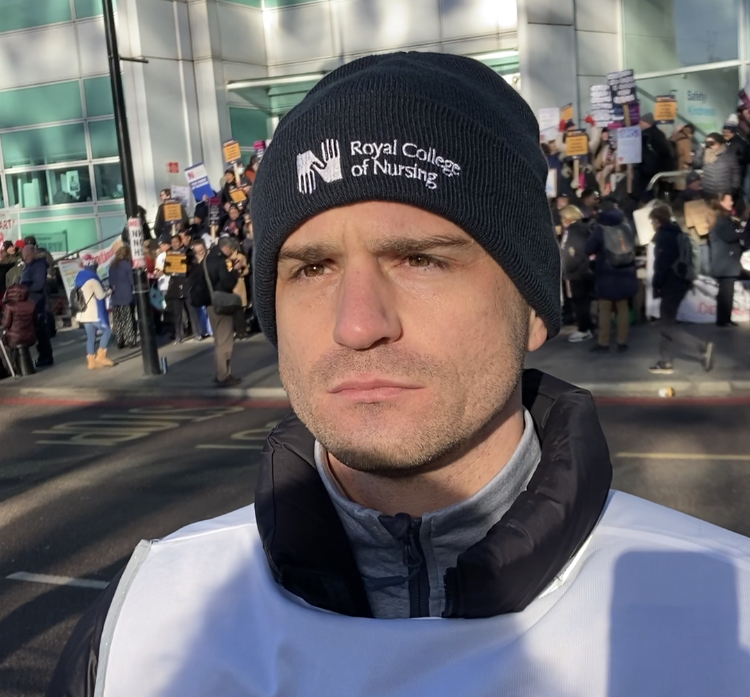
[1,395,749,695]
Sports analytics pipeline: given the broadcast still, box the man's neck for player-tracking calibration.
[327,394,525,518]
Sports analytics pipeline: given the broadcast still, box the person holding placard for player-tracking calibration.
[670,123,695,191]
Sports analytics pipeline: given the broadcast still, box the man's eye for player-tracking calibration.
[406,255,446,269]
[299,264,326,278]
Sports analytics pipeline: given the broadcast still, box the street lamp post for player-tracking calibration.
[102,0,160,376]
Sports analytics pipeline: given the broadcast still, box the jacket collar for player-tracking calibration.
[255,370,613,619]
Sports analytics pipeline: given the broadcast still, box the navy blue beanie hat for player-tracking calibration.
[251,51,561,345]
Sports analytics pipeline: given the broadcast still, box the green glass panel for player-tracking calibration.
[263,0,315,7]
[74,0,115,19]
[94,163,124,201]
[21,206,95,220]
[223,0,262,7]
[0,82,82,129]
[99,214,126,240]
[229,108,268,148]
[89,119,118,159]
[0,0,71,33]
[97,202,126,213]
[2,123,87,167]
[84,76,114,117]
[8,166,93,208]
[18,218,98,254]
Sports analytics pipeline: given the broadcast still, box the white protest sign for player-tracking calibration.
[616,126,642,165]
[0,206,21,246]
[171,185,191,211]
[590,85,614,127]
[538,108,560,142]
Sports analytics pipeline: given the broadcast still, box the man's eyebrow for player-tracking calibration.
[372,235,475,256]
[278,242,339,264]
[277,234,474,265]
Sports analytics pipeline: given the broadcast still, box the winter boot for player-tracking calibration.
[87,355,100,370]
[95,348,115,368]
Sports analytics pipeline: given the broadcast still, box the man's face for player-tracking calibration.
[275,202,547,475]
[21,247,35,264]
[229,208,240,220]
[160,191,169,203]
[171,237,182,251]
[192,243,206,261]
[556,197,569,210]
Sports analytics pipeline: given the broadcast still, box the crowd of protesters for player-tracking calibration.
[0,156,261,386]
[548,104,750,374]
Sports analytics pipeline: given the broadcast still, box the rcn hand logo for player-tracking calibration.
[296,139,343,194]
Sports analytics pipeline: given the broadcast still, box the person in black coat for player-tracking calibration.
[205,237,241,386]
[702,134,741,200]
[709,193,743,327]
[585,200,638,352]
[636,113,674,200]
[560,205,593,342]
[649,205,712,374]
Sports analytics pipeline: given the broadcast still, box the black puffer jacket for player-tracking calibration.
[46,370,613,695]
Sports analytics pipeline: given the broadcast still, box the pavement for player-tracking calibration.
[1,320,749,400]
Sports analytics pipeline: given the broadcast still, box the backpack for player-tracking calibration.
[602,224,636,268]
[673,231,700,284]
[69,286,88,315]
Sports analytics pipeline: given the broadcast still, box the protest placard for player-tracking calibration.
[185,163,214,202]
[561,103,574,123]
[590,85,614,127]
[538,107,561,142]
[616,126,642,164]
[223,139,242,165]
[607,69,636,105]
[565,130,589,158]
[171,185,191,210]
[655,96,677,124]
[229,189,247,203]
[163,202,184,223]
[0,207,20,246]
[128,218,147,270]
[164,252,188,275]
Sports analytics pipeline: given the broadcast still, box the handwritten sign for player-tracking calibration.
[616,126,642,165]
[539,107,561,142]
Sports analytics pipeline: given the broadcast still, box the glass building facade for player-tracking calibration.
[0,1,123,253]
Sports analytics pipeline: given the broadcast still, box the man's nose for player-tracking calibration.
[333,262,402,350]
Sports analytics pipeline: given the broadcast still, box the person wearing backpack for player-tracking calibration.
[709,193,743,327]
[649,205,713,375]
[585,198,638,352]
[74,259,115,370]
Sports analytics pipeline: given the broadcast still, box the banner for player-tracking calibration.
[0,206,21,246]
[58,237,122,303]
[184,162,214,203]
[645,244,750,323]
[538,107,561,143]
[655,95,677,125]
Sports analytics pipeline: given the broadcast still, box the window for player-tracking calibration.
[89,120,118,159]
[0,82,83,130]
[0,0,72,33]
[20,218,98,254]
[94,163,124,201]
[1,123,88,168]
[229,107,269,148]
[75,0,111,19]
[623,0,740,74]
[84,77,114,117]
[636,67,740,137]
[8,166,92,208]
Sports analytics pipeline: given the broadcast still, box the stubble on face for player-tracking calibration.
[278,242,531,478]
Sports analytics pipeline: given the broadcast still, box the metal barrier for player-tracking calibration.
[646,169,703,197]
